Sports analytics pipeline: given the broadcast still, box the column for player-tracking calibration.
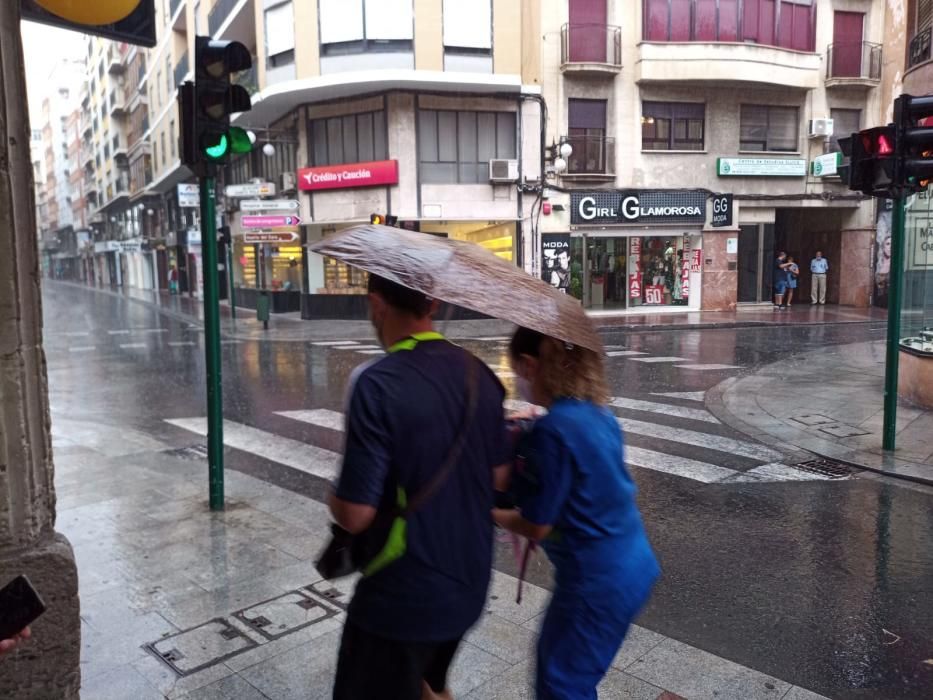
[0,3,80,697]
[838,227,875,307]
[700,228,740,311]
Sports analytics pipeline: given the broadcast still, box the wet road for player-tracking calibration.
[42,283,932,699]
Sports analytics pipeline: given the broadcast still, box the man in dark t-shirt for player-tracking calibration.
[330,274,509,700]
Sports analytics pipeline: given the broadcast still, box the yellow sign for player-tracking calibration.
[34,0,141,25]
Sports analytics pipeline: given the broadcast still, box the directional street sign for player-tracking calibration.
[242,231,299,244]
[240,199,300,212]
[241,215,302,228]
[224,182,276,198]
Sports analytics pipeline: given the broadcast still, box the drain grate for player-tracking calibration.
[793,458,854,479]
[164,444,209,461]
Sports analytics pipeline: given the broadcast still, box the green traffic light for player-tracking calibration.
[204,133,228,160]
[228,127,253,155]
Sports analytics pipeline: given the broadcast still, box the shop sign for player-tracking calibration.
[187,227,202,245]
[571,190,707,226]
[629,273,642,299]
[717,158,807,177]
[241,215,302,229]
[645,286,665,304]
[242,231,299,244]
[177,183,200,208]
[912,225,933,268]
[710,194,733,227]
[541,234,571,293]
[811,152,842,177]
[120,241,142,253]
[691,249,702,272]
[241,199,300,212]
[681,238,691,299]
[94,241,121,253]
[225,182,276,198]
[298,160,399,192]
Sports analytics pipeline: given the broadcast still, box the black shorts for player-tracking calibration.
[333,620,462,700]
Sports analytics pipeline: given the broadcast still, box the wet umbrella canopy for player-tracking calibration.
[310,224,604,353]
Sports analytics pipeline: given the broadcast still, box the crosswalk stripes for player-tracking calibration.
[631,356,692,363]
[652,391,706,402]
[608,396,719,424]
[676,363,742,371]
[165,417,340,481]
[68,345,96,353]
[606,350,647,357]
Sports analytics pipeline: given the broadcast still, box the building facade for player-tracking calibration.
[36,0,904,317]
[538,0,886,313]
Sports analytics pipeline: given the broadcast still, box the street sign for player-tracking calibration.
[240,199,300,212]
[224,182,276,198]
[710,193,733,228]
[241,215,302,228]
[242,231,299,244]
[178,183,200,208]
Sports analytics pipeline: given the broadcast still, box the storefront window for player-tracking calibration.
[420,221,516,261]
[268,245,303,291]
[899,194,933,349]
[234,238,258,288]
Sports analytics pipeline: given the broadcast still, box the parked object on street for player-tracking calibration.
[328,274,508,700]
[493,327,660,698]
[810,251,829,305]
[310,224,604,353]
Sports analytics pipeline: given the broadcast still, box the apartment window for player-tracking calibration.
[641,101,705,151]
[644,0,814,52]
[566,99,610,173]
[318,0,414,55]
[98,62,104,79]
[96,155,101,168]
[443,0,492,70]
[170,120,177,157]
[153,141,159,170]
[156,70,162,105]
[112,135,119,150]
[104,144,110,159]
[165,55,171,95]
[418,109,516,184]
[265,1,296,68]
[312,110,386,166]
[160,132,167,166]
[829,108,860,153]
[740,105,799,152]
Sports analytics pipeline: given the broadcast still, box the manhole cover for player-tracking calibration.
[793,458,854,479]
[164,444,208,461]
[233,591,338,641]
[146,618,256,677]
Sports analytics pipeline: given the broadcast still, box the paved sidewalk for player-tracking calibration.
[54,421,829,700]
[708,340,933,485]
[50,281,886,341]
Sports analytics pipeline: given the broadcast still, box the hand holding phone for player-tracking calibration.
[0,575,46,650]
[0,626,31,655]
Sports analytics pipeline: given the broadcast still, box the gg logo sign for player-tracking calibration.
[711,194,733,228]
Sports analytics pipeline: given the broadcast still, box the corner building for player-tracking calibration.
[539,0,885,312]
[217,0,543,318]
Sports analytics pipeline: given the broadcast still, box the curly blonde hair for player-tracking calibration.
[509,328,609,405]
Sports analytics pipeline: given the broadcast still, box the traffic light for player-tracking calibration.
[894,94,933,193]
[840,126,896,197]
[179,36,253,172]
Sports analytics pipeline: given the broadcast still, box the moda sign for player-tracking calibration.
[298,160,399,191]
[570,191,707,226]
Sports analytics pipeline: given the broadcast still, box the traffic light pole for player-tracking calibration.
[199,175,225,510]
[882,197,906,451]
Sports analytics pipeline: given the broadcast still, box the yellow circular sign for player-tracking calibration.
[33,0,141,26]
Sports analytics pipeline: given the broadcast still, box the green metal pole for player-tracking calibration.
[227,245,237,320]
[199,176,224,509]
[882,197,906,451]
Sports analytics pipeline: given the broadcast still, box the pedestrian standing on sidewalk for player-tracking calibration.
[494,327,660,699]
[773,252,792,309]
[329,274,509,700]
[810,251,829,304]
[785,256,800,306]
[168,265,179,295]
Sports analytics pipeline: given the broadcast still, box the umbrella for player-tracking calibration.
[309,224,603,353]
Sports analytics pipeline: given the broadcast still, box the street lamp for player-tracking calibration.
[262,143,275,157]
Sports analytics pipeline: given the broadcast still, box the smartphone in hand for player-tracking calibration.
[0,575,46,641]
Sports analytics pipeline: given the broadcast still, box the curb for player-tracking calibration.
[706,367,933,489]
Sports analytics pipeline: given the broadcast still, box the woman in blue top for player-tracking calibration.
[493,327,660,700]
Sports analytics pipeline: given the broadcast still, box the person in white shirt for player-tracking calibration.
[810,251,829,304]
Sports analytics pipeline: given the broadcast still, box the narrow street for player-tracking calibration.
[43,282,933,699]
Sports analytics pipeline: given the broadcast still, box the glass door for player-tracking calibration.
[737,223,776,303]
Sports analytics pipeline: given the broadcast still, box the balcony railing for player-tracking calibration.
[909,27,932,70]
[209,0,239,36]
[826,41,882,82]
[174,51,189,87]
[565,136,615,177]
[561,23,621,68]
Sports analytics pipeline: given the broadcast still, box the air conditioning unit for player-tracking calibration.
[280,172,297,192]
[489,159,519,183]
[808,118,834,138]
